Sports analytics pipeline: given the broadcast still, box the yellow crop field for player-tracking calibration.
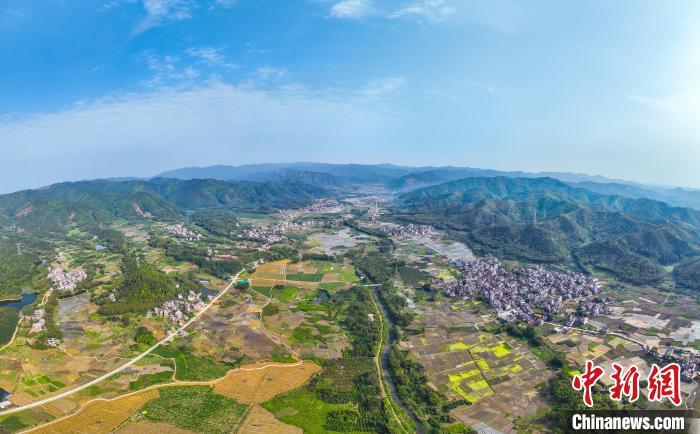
[31,389,159,434]
[116,421,194,433]
[214,362,320,404]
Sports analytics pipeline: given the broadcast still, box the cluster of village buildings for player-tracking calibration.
[47,267,87,295]
[165,224,204,241]
[279,199,341,219]
[662,346,700,382]
[576,298,615,319]
[146,290,209,333]
[29,308,46,333]
[28,290,60,346]
[237,219,329,248]
[436,255,604,323]
[238,225,287,245]
[382,223,433,237]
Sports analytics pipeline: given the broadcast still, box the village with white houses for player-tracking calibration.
[165,223,205,241]
[146,290,209,335]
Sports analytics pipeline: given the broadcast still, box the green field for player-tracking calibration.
[129,370,174,391]
[271,346,296,363]
[262,389,359,434]
[290,326,316,345]
[22,373,66,396]
[142,386,248,433]
[339,267,359,282]
[286,273,324,282]
[275,286,302,302]
[252,286,273,297]
[152,346,233,381]
[0,409,40,433]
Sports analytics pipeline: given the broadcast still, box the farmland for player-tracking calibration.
[262,285,398,433]
[248,259,358,291]
[213,362,321,404]
[141,386,248,433]
[239,405,302,434]
[150,346,234,382]
[29,389,159,433]
[263,388,359,434]
[4,174,700,434]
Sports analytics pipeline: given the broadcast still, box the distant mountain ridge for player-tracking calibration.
[157,163,700,210]
[397,176,700,286]
[158,162,417,185]
[158,162,632,186]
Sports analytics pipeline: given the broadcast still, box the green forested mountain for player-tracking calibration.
[398,177,700,285]
[0,178,327,235]
[675,257,700,290]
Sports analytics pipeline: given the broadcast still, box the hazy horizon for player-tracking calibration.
[2,1,700,193]
[1,160,695,196]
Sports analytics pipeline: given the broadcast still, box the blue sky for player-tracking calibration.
[1,0,699,193]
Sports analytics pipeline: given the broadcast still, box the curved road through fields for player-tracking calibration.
[0,270,244,417]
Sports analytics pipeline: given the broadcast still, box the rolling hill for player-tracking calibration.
[0,178,327,235]
[397,177,700,285]
[157,163,700,212]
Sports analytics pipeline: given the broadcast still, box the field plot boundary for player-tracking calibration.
[23,361,319,433]
[1,270,244,418]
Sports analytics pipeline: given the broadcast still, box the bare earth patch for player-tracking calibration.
[239,404,302,434]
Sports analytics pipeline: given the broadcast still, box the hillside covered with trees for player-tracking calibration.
[397,177,700,285]
[0,178,327,236]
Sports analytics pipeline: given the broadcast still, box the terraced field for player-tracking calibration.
[213,362,321,404]
[31,389,159,433]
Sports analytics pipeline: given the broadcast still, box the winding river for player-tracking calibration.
[372,286,425,434]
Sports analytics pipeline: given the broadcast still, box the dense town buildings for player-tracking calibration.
[436,255,604,322]
[382,223,433,237]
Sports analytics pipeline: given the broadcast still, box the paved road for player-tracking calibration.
[0,270,243,417]
[542,321,649,350]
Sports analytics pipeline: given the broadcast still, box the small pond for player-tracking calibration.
[0,292,38,310]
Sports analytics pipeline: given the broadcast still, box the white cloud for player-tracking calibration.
[140,51,200,86]
[134,0,195,34]
[329,0,373,19]
[389,0,456,22]
[388,0,521,33]
[211,0,237,8]
[360,77,408,97]
[186,47,238,69]
[255,66,289,81]
[0,81,405,193]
